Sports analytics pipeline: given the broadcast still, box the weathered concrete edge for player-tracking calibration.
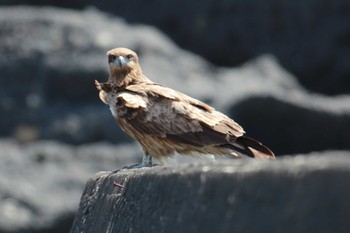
[70,154,350,233]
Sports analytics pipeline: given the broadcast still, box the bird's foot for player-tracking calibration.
[122,153,158,169]
[110,163,153,172]
[122,162,153,169]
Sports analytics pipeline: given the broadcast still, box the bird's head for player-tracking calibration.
[107,48,140,74]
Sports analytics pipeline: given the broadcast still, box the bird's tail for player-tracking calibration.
[227,136,275,159]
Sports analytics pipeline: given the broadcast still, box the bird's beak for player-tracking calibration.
[115,56,127,68]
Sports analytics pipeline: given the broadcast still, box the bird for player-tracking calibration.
[95,47,275,168]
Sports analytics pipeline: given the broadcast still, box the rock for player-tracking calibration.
[0,6,349,154]
[1,137,349,233]
[209,56,350,155]
[1,2,350,95]
[1,6,349,233]
[70,153,350,233]
[0,139,141,233]
[0,6,181,144]
[232,95,350,155]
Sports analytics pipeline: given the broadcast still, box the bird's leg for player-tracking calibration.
[141,152,153,166]
[123,152,153,169]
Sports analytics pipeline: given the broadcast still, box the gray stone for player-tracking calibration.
[0,5,349,233]
[81,0,350,95]
[1,1,350,95]
[0,139,141,232]
[71,153,350,233]
[0,6,350,154]
[1,137,350,233]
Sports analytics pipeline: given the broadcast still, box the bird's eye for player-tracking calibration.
[108,55,116,63]
[126,54,133,60]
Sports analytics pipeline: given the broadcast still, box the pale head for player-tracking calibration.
[107,47,140,74]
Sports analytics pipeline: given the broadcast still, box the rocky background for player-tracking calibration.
[0,1,349,233]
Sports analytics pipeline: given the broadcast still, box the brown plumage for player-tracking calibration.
[96,47,275,167]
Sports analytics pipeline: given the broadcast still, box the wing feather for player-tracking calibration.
[120,84,245,147]
[117,92,147,109]
[126,83,214,112]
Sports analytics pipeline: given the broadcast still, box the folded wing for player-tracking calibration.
[119,83,244,146]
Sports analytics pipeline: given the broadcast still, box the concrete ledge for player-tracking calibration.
[70,154,350,233]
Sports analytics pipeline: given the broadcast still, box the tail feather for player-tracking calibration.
[227,136,275,159]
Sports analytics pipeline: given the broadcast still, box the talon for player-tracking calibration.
[122,153,154,169]
[122,163,152,169]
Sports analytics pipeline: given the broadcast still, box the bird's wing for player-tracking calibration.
[126,83,214,112]
[119,83,245,147]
